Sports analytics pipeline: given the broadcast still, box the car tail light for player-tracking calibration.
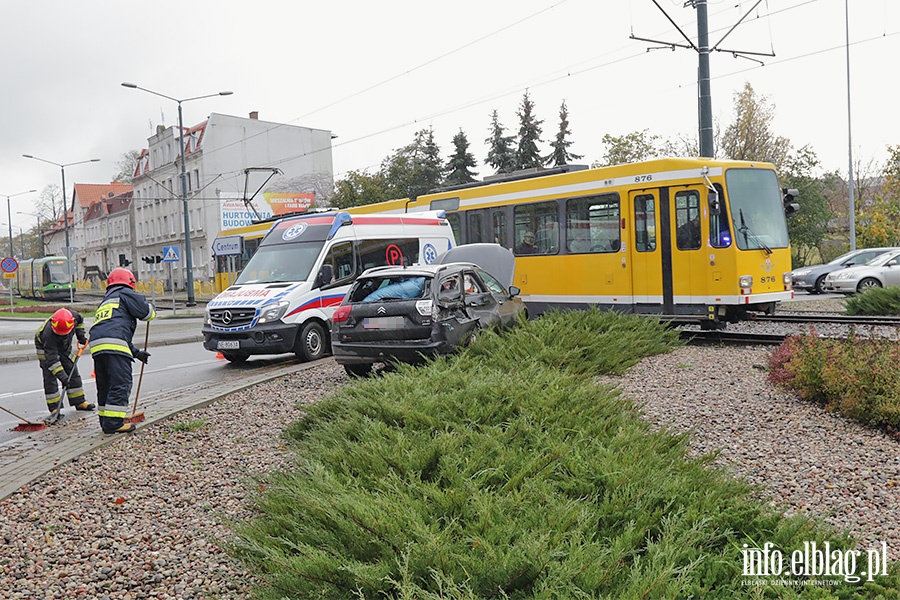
[415,299,433,316]
[332,305,351,324]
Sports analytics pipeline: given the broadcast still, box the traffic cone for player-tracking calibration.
[216,352,225,359]
[91,369,96,378]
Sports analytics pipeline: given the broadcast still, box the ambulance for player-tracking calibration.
[201,210,456,363]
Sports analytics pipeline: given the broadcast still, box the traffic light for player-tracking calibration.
[782,188,800,216]
[155,255,163,263]
[142,256,153,264]
[119,255,132,267]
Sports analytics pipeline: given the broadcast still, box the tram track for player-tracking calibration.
[753,313,900,327]
[681,330,787,347]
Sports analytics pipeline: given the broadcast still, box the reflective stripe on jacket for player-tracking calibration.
[89,285,156,358]
[34,310,86,371]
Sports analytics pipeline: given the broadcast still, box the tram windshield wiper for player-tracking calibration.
[738,209,772,255]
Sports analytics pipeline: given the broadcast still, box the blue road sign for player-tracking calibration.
[162,246,180,263]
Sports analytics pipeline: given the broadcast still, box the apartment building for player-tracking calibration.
[130,111,334,288]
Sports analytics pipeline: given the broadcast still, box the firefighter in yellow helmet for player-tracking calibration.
[89,267,155,434]
[35,307,94,422]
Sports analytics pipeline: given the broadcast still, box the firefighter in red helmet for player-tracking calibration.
[34,307,94,422]
[89,267,156,434]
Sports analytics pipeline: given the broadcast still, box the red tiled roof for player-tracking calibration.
[72,182,133,209]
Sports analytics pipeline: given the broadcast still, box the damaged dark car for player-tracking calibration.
[331,244,525,377]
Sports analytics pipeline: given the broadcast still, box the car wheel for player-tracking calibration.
[295,321,327,362]
[343,363,373,378]
[857,278,882,293]
[222,352,248,364]
[813,275,827,294]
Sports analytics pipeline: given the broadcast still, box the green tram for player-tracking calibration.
[16,257,76,300]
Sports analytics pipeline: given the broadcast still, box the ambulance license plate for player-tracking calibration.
[217,340,240,350]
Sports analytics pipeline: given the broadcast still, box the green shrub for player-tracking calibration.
[844,286,900,316]
[232,312,900,598]
[768,333,900,430]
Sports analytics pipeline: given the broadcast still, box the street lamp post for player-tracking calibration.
[121,82,233,306]
[0,224,26,258]
[23,155,100,303]
[3,190,36,258]
[18,211,45,258]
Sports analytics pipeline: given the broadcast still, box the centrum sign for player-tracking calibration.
[220,192,315,229]
[213,235,243,256]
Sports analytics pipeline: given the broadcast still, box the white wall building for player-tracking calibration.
[131,111,333,287]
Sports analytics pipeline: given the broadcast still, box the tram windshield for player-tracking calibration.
[45,259,71,285]
[233,241,325,284]
[725,168,789,251]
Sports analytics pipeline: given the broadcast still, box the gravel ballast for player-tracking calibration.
[1,314,898,596]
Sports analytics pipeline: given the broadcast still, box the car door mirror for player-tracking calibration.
[314,264,334,288]
[508,285,520,298]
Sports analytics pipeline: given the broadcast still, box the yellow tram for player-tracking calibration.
[399,157,795,327]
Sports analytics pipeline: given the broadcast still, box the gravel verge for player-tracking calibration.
[605,345,900,562]
[0,361,348,600]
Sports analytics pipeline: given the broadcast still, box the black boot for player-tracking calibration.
[103,423,136,434]
[75,401,95,411]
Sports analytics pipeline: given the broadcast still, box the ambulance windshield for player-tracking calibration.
[234,241,325,284]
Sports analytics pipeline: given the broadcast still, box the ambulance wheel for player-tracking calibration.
[296,321,326,362]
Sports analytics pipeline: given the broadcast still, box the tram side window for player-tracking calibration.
[445,213,462,245]
[709,184,731,248]
[514,201,559,255]
[492,211,508,248]
[322,241,354,284]
[634,194,657,252]
[675,190,702,251]
[468,212,485,243]
[566,193,620,253]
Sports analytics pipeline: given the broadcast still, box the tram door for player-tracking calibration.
[668,186,708,313]
[630,191,662,310]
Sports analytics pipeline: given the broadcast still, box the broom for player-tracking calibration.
[125,321,150,424]
[2,405,47,432]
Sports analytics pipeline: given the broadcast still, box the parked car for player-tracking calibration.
[331,244,525,377]
[790,247,900,294]
[823,249,900,294]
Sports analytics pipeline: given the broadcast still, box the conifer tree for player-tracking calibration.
[381,127,443,199]
[545,100,583,167]
[484,110,516,174]
[444,129,478,186]
[514,90,544,170]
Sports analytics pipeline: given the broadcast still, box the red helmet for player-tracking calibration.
[108,267,136,289]
[51,308,75,335]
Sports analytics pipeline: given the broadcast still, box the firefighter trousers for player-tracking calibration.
[94,353,133,433]
[40,356,85,411]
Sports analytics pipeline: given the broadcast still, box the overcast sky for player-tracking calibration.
[2,0,898,232]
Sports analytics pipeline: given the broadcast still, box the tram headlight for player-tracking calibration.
[783,272,792,290]
[739,275,753,295]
